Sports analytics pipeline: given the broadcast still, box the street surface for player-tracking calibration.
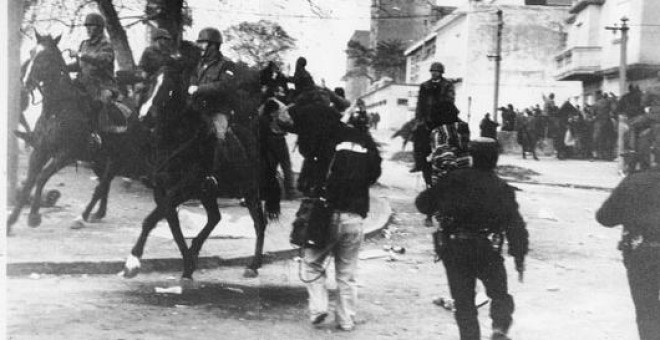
[6,129,636,339]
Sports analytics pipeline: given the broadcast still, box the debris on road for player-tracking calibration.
[155,286,183,294]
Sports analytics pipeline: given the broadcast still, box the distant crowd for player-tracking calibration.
[481,91,625,161]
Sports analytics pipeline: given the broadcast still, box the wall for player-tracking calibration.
[360,83,418,130]
[462,5,580,127]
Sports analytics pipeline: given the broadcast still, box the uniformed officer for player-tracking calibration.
[411,61,459,173]
[188,27,239,185]
[138,28,174,80]
[596,165,660,340]
[416,137,529,340]
[66,13,117,147]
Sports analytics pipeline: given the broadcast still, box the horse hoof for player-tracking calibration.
[180,278,197,290]
[243,268,259,278]
[89,214,105,223]
[70,217,86,230]
[120,255,141,279]
[27,214,42,227]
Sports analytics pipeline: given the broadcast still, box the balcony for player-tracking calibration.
[554,46,602,81]
[569,0,605,14]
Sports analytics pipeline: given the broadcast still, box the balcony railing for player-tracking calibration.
[554,46,602,81]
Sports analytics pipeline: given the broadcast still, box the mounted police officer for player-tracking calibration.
[138,28,174,80]
[411,61,458,173]
[188,27,240,185]
[67,12,116,147]
[596,163,660,340]
[416,137,529,340]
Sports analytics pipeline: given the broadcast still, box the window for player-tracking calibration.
[397,98,408,106]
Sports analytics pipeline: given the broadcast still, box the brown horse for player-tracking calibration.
[120,56,282,280]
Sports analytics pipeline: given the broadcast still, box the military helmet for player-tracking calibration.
[84,13,105,27]
[153,28,172,41]
[430,62,445,73]
[469,137,499,170]
[197,27,222,44]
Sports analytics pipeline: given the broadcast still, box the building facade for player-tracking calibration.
[554,0,660,103]
[405,1,580,130]
[359,81,419,130]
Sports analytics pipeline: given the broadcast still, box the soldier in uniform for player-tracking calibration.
[67,12,116,146]
[416,137,529,340]
[188,27,239,185]
[138,28,174,80]
[596,165,660,340]
[411,62,458,173]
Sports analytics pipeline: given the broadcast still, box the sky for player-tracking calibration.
[20,0,372,90]
[187,0,372,89]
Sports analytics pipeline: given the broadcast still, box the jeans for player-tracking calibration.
[303,212,364,328]
[624,247,660,340]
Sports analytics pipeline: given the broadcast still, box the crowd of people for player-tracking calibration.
[23,14,658,339]
[491,91,624,161]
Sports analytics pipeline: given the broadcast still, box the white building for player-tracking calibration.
[359,80,419,130]
[554,0,660,102]
[405,0,580,131]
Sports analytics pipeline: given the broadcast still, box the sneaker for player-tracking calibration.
[336,324,354,332]
[310,313,328,326]
[491,329,511,340]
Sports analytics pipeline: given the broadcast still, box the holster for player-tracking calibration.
[432,228,448,262]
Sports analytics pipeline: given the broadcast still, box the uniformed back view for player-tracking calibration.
[416,137,529,340]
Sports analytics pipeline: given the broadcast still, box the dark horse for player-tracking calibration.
[8,33,150,234]
[120,53,281,280]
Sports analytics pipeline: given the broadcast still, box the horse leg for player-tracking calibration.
[28,155,71,227]
[243,190,267,278]
[7,150,49,231]
[122,206,164,278]
[76,159,114,227]
[187,196,221,279]
[164,202,193,280]
[91,160,119,222]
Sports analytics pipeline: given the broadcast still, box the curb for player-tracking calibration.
[7,197,394,277]
[503,179,614,192]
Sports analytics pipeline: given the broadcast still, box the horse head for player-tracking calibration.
[138,44,199,121]
[23,31,66,92]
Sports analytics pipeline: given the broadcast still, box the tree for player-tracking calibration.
[372,39,406,83]
[223,20,296,68]
[343,39,407,84]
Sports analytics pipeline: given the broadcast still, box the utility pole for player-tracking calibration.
[606,17,629,96]
[7,0,21,207]
[491,9,503,124]
[605,17,629,166]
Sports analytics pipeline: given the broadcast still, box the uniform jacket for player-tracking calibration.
[68,35,115,97]
[415,77,458,127]
[415,167,529,259]
[189,52,237,114]
[138,45,172,79]
[596,168,660,247]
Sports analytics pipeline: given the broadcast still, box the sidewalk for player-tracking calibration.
[375,129,623,192]
[6,168,392,276]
